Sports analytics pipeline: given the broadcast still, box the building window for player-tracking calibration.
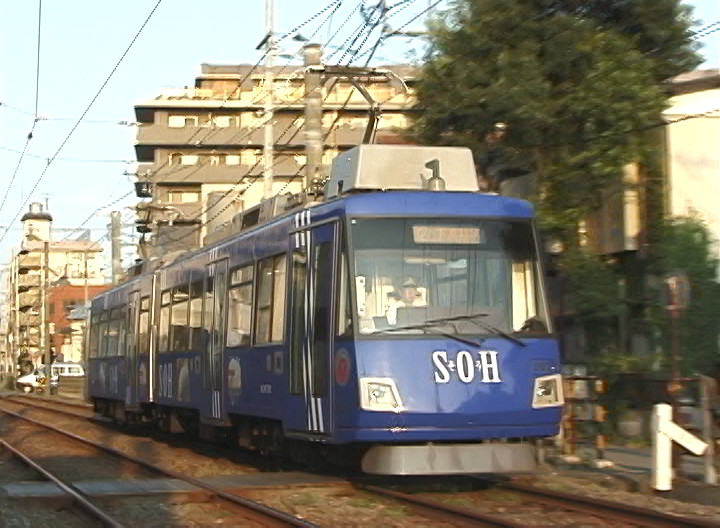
[254,254,287,345]
[181,155,198,166]
[168,115,198,128]
[212,115,232,128]
[169,152,184,165]
[224,154,240,166]
[227,265,253,347]
[209,154,220,166]
[167,190,200,204]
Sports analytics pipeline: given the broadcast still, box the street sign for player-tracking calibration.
[662,272,690,312]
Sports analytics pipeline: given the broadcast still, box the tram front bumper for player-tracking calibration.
[361,442,536,475]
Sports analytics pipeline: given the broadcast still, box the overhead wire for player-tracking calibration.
[160,5,384,246]
[141,0,428,247]
[0,0,44,219]
[194,0,346,147]
[0,0,165,246]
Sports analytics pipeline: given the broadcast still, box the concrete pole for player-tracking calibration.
[13,256,20,376]
[303,44,323,192]
[262,0,275,200]
[43,241,52,394]
[110,211,122,285]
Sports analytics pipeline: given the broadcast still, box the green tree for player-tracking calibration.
[412,0,700,242]
[650,217,720,375]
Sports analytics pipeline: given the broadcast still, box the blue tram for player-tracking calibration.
[89,145,563,475]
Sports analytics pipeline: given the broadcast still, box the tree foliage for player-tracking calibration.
[412,0,700,237]
[649,217,720,375]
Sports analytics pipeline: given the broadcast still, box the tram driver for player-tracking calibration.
[386,277,426,325]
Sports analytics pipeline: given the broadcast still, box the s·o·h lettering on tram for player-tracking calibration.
[88,145,563,475]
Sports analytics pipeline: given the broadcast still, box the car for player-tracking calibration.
[16,363,85,393]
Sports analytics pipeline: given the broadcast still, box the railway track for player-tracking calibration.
[7,395,720,527]
[0,401,318,527]
[359,479,720,528]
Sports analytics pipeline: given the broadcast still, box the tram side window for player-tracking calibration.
[171,284,190,351]
[289,250,307,395]
[159,291,171,353]
[336,238,353,338]
[98,312,109,357]
[255,254,287,345]
[203,275,214,388]
[107,308,120,357]
[138,297,150,354]
[189,280,204,351]
[227,265,253,347]
[116,306,127,357]
[89,315,100,358]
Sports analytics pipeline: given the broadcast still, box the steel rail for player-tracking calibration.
[0,404,318,528]
[361,484,526,528]
[490,478,720,528]
[0,438,124,528]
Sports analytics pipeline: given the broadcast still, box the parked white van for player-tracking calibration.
[16,363,84,393]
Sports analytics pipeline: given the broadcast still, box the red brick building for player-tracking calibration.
[49,284,108,356]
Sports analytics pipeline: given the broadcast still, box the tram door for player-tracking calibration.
[126,291,141,408]
[287,221,336,435]
[203,259,229,421]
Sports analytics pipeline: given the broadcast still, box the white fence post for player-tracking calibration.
[652,403,673,491]
[652,402,710,491]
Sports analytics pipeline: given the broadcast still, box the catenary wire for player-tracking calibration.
[0,0,164,246]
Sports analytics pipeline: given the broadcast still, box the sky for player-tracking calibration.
[0,0,718,272]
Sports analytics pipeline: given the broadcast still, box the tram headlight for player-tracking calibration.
[532,374,564,408]
[359,378,404,412]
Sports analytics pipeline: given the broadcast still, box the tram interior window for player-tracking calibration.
[138,297,150,354]
[227,265,253,347]
[189,280,203,351]
[255,254,287,345]
[159,290,171,353]
[171,284,190,351]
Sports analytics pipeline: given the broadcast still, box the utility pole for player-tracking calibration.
[262,0,275,200]
[110,211,122,285]
[43,241,52,394]
[304,44,323,192]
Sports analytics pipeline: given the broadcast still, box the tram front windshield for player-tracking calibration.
[350,218,550,335]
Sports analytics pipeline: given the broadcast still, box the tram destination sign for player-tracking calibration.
[413,225,484,244]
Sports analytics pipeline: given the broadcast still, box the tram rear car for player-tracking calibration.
[88,145,563,475]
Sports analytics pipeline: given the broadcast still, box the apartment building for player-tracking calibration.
[132,62,418,257]
[4,203,106,372]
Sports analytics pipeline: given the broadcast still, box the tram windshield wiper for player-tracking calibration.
[369,321,484,349]
[370,312,526,348]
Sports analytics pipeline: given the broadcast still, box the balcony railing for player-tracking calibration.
[18,313,40,327]
[18,292,40,310]
[17,254,41,270]
[17,274,41,291]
